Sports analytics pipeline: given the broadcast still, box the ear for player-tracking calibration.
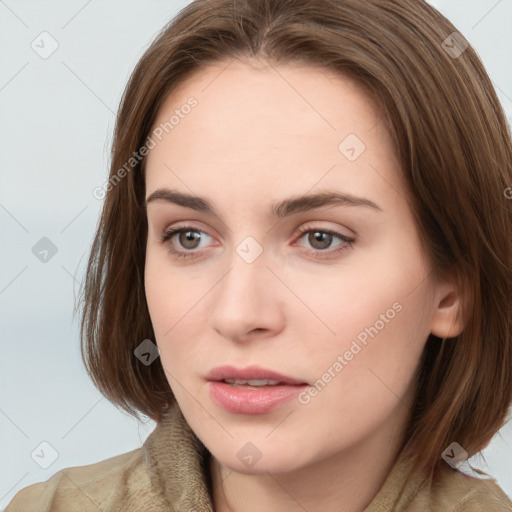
[429,273,465,339]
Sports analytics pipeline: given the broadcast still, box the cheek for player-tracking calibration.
[144,251,212,370]
[294,238,430,348]
[297,239,433,414]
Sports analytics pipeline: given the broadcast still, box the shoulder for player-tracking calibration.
[369,451,512,512]
[430,467,512,511]
[407,465,512,512]
[5,447,150,512]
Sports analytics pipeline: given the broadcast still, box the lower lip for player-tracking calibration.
[208,381,307,414]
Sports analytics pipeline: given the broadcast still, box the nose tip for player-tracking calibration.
[208,256,285,343]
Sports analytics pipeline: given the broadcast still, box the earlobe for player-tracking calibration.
[429,285,466,339]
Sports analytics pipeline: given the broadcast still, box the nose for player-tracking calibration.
[208,242,285,344]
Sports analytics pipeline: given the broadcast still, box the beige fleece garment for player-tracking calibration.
[6,401,512,511]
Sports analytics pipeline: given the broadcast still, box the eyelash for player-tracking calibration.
[160,224,355,260]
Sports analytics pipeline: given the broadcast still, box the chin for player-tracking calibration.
[209,438,315,476]
[215,453,300,476]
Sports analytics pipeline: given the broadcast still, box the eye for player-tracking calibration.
[160,224,355,260]
[161,226,213,259]
[294,225,355,259]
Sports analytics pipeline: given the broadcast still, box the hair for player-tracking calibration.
[78,0,512,483]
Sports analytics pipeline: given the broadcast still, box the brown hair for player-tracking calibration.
[78,0,512,479]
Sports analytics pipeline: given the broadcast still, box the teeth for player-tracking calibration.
[224,378,281,386]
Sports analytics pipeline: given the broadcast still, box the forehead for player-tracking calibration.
[149,58,382,146]
[144,58,404,207]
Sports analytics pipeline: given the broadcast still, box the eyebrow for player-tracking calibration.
[145,188,382,218]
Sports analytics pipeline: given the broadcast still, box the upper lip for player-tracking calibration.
[206,365,308,385]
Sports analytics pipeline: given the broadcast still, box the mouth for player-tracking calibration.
[206,365,308,386]
[221,378,291,389]
[206,365,309,414]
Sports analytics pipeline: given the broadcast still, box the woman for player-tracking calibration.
[7,0,512,510]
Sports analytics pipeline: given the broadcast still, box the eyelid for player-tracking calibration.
[160,220,354,240]
[294,222,355,241]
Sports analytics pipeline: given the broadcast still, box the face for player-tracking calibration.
[144,58,457,475]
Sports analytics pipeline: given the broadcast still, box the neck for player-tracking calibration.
[210,403,410,512]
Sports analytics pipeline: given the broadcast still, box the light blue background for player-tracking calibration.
[1,0,511,508]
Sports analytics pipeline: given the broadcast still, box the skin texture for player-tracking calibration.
[144,58,464,512]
